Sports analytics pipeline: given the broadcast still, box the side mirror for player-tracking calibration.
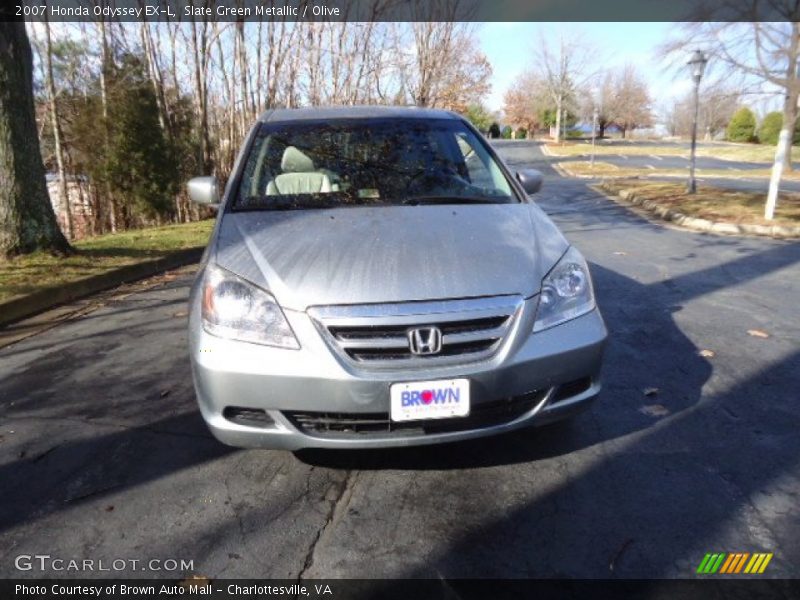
[187,176,220,207]
[516,169,543,194]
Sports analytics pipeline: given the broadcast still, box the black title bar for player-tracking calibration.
[3,579,800,600]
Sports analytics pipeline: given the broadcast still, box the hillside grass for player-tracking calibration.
[0,220,214,303]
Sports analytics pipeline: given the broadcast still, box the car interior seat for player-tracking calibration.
[266,146,332,195]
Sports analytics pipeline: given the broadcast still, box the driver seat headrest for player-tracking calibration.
[281,146,315,173]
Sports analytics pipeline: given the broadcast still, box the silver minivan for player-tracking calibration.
[187,106,607,450]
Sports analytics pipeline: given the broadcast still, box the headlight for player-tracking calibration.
[533,246,596,332]
[201,265,299,348]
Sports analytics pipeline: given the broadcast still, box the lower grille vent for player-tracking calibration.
[285,390,546,438]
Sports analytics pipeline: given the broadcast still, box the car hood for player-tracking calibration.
[214,204,568,311]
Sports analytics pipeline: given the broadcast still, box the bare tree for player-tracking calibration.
[666,21,799,166]
[666,82,740,139]
[16,18,501,240]
[36,11,74,239]
[402,4,489,112]
[139,17,170,136]
[503,71,550,134]
[606,65,653,138]
[700,84,741,139]
[663,13,800,218]
[96,11,117,232]
[579,71,614,138]
[534,32,594,142]
[188,12,214,173]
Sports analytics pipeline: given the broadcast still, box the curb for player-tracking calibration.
[599,183,800,240]
[0,247,204,327]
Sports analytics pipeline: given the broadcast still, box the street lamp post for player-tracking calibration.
[687,50,708,194]
[591,107,598,168]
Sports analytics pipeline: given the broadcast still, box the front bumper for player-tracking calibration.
[189,295,607,450]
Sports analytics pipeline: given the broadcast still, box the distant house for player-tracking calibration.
[46,173,94,240]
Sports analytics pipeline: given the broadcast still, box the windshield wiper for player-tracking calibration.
[401,195,503,206]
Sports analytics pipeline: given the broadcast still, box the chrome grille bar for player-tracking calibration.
[309,295,523,369]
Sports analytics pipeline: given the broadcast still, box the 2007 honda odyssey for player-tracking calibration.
[187,106,607,450]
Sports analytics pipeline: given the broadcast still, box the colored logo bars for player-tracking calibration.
[696,552,773,574]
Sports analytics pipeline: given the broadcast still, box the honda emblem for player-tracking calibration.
[408,326,443,355]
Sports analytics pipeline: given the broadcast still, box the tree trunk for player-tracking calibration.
[554,100,562,143]
[765,128,789,220]
[781,22,800,172]
[191,19,212,173]
[140,20,170,137]
[780,97,796,173]
[0,22,72,258]
[98,17,117,233]
[42,14,74,240]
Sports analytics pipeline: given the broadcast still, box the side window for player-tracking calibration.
[454,132,510,193]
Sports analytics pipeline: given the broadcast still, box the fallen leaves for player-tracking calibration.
[613,251,628,256]
[747,329,770,339]
[160,389,171,398]
[173,310,188,318]
[640,404,670,417]
[642,387,659,397]
[698,349,715,358]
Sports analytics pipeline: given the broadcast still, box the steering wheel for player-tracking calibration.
[404,165,467,195]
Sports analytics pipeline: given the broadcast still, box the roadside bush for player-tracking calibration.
[516,127,527,139]
[488,122,501,138]
[726,107,757,142]
[758,112,783,145]
[501,126,513,139]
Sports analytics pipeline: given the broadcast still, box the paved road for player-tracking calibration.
[555,150,773,172]
[1,141,799,580]
[548,139,800,193]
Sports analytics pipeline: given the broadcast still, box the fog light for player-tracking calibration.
[223,407,275,428]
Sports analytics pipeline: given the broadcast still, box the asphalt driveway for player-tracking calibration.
[1,141,798,580]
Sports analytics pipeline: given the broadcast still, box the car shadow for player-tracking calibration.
[294,258,713,470]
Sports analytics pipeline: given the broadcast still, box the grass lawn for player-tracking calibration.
[600,180,800,227]
[546,141,785,164]
[0,220,214,303]
[559,160,800,181]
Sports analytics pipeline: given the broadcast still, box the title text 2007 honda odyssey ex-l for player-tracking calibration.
[187,106,607,450]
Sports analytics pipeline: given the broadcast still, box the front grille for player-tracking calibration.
[285,389,547,438]
[309,296,523,369]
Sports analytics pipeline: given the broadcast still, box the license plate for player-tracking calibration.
[390,379,470,422]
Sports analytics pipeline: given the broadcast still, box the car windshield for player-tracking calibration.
[234,117,516,210]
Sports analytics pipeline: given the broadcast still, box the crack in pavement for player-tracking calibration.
[225,455,248,544]
[295,469,358,584]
